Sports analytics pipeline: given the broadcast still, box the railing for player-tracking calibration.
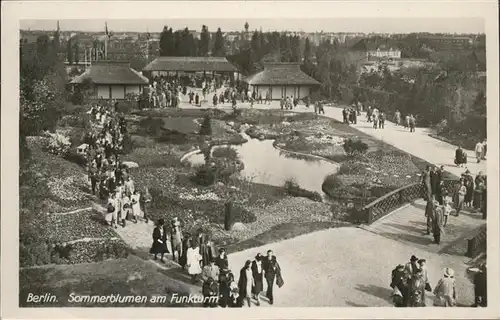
[362,179,457,224]
[466,225,487,258]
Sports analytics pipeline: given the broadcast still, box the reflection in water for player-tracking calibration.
[186,133,339,194]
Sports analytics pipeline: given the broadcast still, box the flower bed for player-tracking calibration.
[47,210,117,243]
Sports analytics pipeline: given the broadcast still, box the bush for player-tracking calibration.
[322,174,344,194]
[343,138,368,155]
[212,146,238,160]
[199,114,212,136]
[284,179,322,202]
[192,165,217,186]
[434,118,448,134]
[44,132,71,157]
[138,117,164,136]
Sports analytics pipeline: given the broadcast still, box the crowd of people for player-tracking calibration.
[149,219,284,308]
[84,102,154,228]
[390,254,487,308]
[342,105,360,124]
[420,165,487,245]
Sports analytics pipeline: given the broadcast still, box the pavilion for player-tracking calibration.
[71,61,149,100]
[142,56,239,80]
[244,63,320,100]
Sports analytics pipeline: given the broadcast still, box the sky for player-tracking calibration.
[20,18,485,34]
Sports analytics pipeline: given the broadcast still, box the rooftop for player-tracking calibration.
[245,63,320,86]
[71,61,149,85]
[143,56,237,72]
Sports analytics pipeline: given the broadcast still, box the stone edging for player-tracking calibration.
[272,141,341,167]
[180,148,201,162]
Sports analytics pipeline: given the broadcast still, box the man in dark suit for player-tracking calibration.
[262,250,280,305]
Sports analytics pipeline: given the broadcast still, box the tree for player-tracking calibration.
[67,38,73,64]
[304,37,312,61]
[199,25,210,56]
[251,31,262,57]
[74,42,80,64]
[199,113,212,135]
[159,25,174,56]
[213,27,225,57]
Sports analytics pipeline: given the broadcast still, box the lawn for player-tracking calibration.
[19,255,199,307]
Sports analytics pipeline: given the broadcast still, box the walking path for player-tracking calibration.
[227,227,475,307]
[360,199,486,255]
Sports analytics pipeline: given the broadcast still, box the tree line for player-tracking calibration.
[158,25,225,57]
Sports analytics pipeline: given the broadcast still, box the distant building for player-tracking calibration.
[70,61,149,100]
[244,63,320,100]
[418,35,473,51]
[142,56,238,78]
[350,39,402,59]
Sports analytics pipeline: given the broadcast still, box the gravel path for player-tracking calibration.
[227,227,475,307]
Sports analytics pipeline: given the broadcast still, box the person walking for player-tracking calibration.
[394,110,401,126]
[379,112,385,129]
[482,139,487,160]
[141,187,152,223]
[464,170,475,208]
[442,197,452,227]
[433,268,457,307]
[179,232,191,270]
[408,267,427,307]
[472,264,487,307]
[425,199,435,235]
[202,277,219,308]
[170,218,183,263]
[475,141,484,163]
[422,166,432,202]
[262,250,282,305]
[432,200,445,244]
[251,253,264,306]
[453,180,467,216]
[150,219,168,263]
[202,258,220,283]
[409,114,415,132]
[390,264,408,307]
[215,247,229,270]
[238,260,254,307]
[187,241,203,283]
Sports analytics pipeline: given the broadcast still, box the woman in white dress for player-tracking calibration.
[131,190,142,220]
[187,241,203,283]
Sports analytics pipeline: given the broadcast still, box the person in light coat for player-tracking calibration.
[433,268,457,307]
[187,241,203,283]
[130,190,141,218]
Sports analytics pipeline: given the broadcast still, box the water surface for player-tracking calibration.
[187,132,339,194]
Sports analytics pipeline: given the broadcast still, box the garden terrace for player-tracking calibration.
[236,111,455,224]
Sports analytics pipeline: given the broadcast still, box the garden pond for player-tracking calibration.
[185,132,340,197]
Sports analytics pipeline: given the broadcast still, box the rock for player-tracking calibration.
[258,135,265,141]
[231,222,247,231]
[217,181,225,187]
[227,121,235,127]
[122,161,139,168]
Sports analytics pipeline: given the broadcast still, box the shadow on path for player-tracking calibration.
[344,301,369,307]
[355,284,393,304]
